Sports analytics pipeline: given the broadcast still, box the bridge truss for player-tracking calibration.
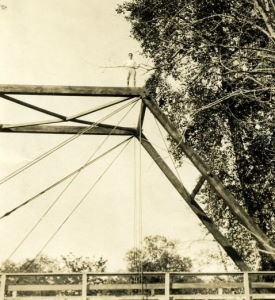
[0,84,274,275]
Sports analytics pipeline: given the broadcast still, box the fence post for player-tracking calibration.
[243,272,251,300]
[165,273,170,300]
[82,273,87,300]
[0,274,6,300]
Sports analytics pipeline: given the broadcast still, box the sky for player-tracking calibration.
[0,1,229,272]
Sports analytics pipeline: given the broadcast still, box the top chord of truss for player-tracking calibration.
[0,84,147,97]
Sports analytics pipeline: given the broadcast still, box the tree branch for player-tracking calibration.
[211,44,275,55]
[178,13,274,40]
[250,0,275,39]
[224,69,275,75]
[192,87,274,115]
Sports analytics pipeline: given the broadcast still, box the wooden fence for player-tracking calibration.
[0,272,274,300]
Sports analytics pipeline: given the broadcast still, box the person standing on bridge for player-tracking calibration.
[126,53,139,87]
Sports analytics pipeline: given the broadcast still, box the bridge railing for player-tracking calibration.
[0,271,275,300]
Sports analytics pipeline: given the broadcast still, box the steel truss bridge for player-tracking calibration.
[0,85,274,300]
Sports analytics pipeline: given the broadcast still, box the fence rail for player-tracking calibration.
[0,272,275,300]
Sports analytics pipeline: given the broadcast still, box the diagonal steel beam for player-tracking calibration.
[1,93,133,119]
[0,94,66,120]
[1,118,132,130]
[1,119,64,129]
[66,97,134,120]
[1,95,135,129]
[190,176,205,200]
[0,124,136,136]
[142,95,275,261]
[139,133,250,271]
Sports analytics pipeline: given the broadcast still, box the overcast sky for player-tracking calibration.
[0,0,228,272]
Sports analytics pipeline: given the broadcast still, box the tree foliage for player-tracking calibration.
[117,0,275,269]
[0,255,61,273]
[0,254,108,297]
[61,253,107,272]
[125,235,192,272]
[0,253,107,273]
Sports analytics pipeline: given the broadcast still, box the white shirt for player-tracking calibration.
[126,59,137,68]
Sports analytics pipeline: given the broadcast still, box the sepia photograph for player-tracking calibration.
[0,0,274,299]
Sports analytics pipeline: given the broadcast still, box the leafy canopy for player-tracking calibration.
[0,253,107,273]
[125,235,192,272]
[117,0,275,270]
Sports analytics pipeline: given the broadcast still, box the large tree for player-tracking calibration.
[125,235,192,272]
[117,0,275,270]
